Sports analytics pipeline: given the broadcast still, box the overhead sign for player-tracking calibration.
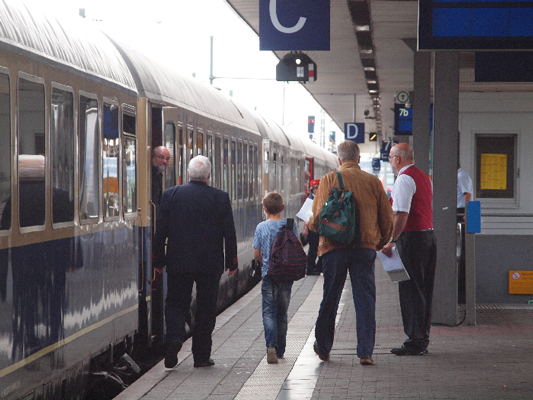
[380,140,396,161]
[276,53,317,82]
[344,123,364,144]
[259,0,330,51]
[396,91,410,104]
[394,104,413,136]
[372,158,381,172]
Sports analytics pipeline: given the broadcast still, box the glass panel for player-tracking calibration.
[177,126,183,185]
[231,141,236,201]
[249,145,254,199]
[186,127,193,170]
[237,141,242,200]
[197,131,203,155]
[103,103,120,218]
[0,74,10,230]
[123,111,136,213]
[51,87,75,223]
[215,136,221,189]
[18,78,45,227]
[243,143,248,200]
[123,136,136,213]
[223,139,229,193]
[79,95,100,220]
[165,122,176,188]
[255,146,259,198]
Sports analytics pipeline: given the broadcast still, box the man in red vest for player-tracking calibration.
[381,143,437,356]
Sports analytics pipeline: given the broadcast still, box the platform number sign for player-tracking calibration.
[394,104,413,136]
[380,140,397,161]
[344,123,365,144]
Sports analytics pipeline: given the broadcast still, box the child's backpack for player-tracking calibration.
[268,218,307,281]
[318,171,361,246]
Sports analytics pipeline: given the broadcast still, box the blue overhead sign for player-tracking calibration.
[259,0,330,51]
[344,123,364,144]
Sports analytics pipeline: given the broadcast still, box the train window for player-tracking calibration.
[280,155,285,195]
[197,130,203,156]
[18,77,45,228]
[255,146,259,198]
[272,152,277,192]
[215,136,221,189]
[249,145,254,199]
[51,86,75,224]
[223,139,229,193]
[0,73,10,231]
[231,140,236,201]
[103,103,120,219]
[123,110,136,214]
[164,122,176,188]
[243,143,248,200]
[237,141,243,200]
[186,127,193,170]
[79,94,100,221]
[207,133,213,171]
[177,125,183,185]
[264,151,269,195]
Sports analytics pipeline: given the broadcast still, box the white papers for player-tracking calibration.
[377,247,410,282]
[296,198,314,222]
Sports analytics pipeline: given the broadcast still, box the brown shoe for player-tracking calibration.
[359,356,374,365]
[313,341,330,362]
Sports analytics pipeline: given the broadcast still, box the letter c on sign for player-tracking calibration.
[269,0,307,34]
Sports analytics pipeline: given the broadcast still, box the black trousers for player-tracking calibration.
[307,230,322,273]
[165,272,221,363]
[396,230,437,350]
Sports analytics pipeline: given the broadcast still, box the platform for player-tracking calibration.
[115,258,533,400]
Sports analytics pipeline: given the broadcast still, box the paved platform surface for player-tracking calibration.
[116,258,533,400]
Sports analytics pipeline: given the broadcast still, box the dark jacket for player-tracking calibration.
[153,180,238,275]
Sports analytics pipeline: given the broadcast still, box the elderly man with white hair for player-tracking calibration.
[153,155,238,369]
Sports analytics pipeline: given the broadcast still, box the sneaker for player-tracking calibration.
[391,345,428,356]
[267,346,278,364]
[313,341,330,362]
[164,341,182,369]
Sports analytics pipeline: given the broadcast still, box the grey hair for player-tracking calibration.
[188,155,211,180]
[395,146,414,160]
[337,141,360,162]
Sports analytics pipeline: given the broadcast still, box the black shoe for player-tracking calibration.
[391,345,428,356]
[164,341,182,369]
[194,358,215,368]
[313,341,330,362]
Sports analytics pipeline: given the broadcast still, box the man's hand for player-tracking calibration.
[381,242,394,258]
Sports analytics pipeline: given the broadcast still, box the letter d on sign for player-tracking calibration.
[344,123,365,143]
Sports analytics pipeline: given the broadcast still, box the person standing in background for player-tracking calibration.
[304,179,322,275]
[381,143,437,356]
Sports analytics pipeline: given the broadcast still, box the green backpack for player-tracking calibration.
[318,171,360,246]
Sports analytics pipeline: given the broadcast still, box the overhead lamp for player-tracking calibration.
[355,25,370,32]
[369,89,378,94]
[360,48,373,54]
[367,80,377,84]
[364,66,375,71]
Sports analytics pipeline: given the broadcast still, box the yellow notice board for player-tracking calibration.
[509,271,533,294]
[480,153,507,190]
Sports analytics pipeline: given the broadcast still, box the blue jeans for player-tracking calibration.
[315,248,377,358]
[262,274,293,357]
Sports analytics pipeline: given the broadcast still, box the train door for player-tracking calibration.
[305,157,313,197]
[150,105,165,349]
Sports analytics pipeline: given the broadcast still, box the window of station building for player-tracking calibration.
[122,109,137,214]
[223,139,229,193]
[79,94,100,221]
[103,102,120,219]
[231,140,236,201]
[164,122,176,188]
[237,141,243,200]
[0,72,10,231]
[197,130,203,156]
[18,77,45,228]
[51,86,75,225]
[215,136,222,189]
[475,134,517,201]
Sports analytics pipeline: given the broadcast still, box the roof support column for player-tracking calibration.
[432,51,460,325]
[412,51,431,175]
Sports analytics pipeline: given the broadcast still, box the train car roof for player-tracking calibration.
[256,116,290,147]
[113,44,260,134]
[0,1,136,93]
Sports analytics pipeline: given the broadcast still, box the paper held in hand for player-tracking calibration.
[377,247,410,282]
[296,198,314,222]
